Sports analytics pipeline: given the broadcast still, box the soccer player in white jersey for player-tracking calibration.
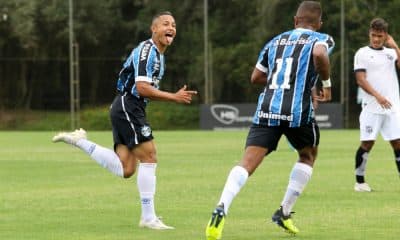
[52,12,197,230]
[353,17,400,192]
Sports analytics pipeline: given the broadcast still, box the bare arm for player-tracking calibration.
[355,71,392,109]
[136,82,197,104]
[386,34,400,69]
[250,67,267,85]
[313,44,331,102]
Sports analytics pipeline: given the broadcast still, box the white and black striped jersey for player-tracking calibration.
[253,28,334,127]
[116,39,165,104]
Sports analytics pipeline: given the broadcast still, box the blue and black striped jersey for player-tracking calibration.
[253,28,334,127]
[116,39,165,104]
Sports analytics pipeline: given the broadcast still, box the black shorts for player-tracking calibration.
[245,122,319,152]
[109,93,153,149]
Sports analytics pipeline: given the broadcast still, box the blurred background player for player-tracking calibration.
[353,18,400,192]
[205,1,334,239]
[53,11,197,229]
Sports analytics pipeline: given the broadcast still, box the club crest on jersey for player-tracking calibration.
[141,125,152,137]
[386,54,393,61]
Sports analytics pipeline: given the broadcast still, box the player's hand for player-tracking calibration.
[174,85,197,104]
[313,88,331,102]
[312,98,319,109]
[386,35,399,49]
[376,95,392,109]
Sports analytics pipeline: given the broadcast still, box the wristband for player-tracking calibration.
[322,78,331,88]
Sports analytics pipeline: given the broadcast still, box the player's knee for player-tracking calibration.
[123,169,136,178]
[140,155,158,163]
[122,165,137,178]
[298,152,315,165]
[361,142,374,151]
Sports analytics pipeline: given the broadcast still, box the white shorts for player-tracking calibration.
[359,110,400,141]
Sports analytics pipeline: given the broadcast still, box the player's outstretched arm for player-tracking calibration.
[136,81,197,104]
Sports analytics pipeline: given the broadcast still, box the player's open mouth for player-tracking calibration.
[165,33,174,44]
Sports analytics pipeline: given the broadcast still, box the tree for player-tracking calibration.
[1,0,400,125]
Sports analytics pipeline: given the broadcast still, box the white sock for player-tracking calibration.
[76,139,124,177]
[137,163,157,221]
[281,162,313,216]
[218,166,249,215]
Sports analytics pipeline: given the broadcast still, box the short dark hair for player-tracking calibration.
[370,18,388,32]
[152,11,173,23]
[296,1,322,24]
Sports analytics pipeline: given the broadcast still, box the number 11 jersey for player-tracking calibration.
[253,28,334,127]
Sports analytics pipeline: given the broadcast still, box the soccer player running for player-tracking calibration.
[52,11,197,230]
[353,18,400,192]
[205,1,334,239]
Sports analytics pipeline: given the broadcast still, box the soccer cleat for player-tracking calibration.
[139,217,174,230]
[271,207,299,234]
[206,204,225,240]
[354,182,372,192]
[52,128,87,145]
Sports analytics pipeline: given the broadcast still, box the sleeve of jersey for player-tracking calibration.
[255,45,269,73]
[136,43,154,83]
[390,48,398,61]
[314,34,335,54]
[353,50,366,72]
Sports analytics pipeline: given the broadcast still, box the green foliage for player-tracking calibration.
[80,106,112,130]
[0,103,199,130]
[79,103,200,130]
[146,102,199,130]
[2,0,400,128]
[0,110,71,131]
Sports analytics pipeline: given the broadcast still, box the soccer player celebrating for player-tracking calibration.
[53,11,197,229]
[353,18,400,192]
[205,1,334,239]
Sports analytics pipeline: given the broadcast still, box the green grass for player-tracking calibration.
[1,130,399,239]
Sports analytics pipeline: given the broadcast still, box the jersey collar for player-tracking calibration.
[295,27,314,32]
[149,38,162,54]
[368,45,384,50]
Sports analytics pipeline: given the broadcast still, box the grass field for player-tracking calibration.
[1,130,399,239]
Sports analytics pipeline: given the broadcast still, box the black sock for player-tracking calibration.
[356,175,365,183]
[355,147,368,183]
[393,150,400,174]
